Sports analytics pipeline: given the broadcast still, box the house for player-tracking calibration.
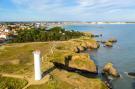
[0,33,9,39]
[4,28,10,32]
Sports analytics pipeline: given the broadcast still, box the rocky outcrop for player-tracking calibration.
[69,53,97,73]
[77,46,86,52]
[87,42,100,49]
[52,53,97,73]
[108,38,117,43]
[73,46,86,53]
[99,38,117,47]
[103,63,120,77]
[52,37,98,73]
[104,41,113,47]
[71,38,100,53]
[127,72,135,77]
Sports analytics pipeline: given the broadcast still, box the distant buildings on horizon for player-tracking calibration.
[0,21,135,43]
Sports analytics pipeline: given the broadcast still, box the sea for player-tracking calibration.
[64,24,135,89]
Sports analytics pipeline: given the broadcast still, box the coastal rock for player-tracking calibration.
[108,38,117,43]
[86,41,100,49]
[77,46,86,52]
[127,72,135,77]
[73,47,79,53]
[91,34,102,37]
[104,41,113,47]
[81,42,88,49]
[73,46,86,53]
[103,63,120,77]
[71,38,100,50]
[52,52,97,73]
[69,53,97,73]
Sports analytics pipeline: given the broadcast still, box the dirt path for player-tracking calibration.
[22,74,50,89]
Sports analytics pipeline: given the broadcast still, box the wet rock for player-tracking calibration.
[104,41,113,47]
[128,72,135,77]
[103,63,120,77]
[108,38,117,43]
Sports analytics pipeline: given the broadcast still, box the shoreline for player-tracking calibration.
[0,35,109,89]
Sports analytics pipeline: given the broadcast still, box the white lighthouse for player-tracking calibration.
[33,50,42,80]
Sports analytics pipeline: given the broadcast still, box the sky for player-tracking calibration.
[0,0,135,21]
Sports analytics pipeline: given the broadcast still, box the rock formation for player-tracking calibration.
[104,41,113,47]
[127,72,135,77]
[69,53,97,73]
[103,63,120,77]
[52,53,97,73]
[108,38,117,43]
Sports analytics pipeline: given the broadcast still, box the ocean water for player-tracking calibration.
[64,24,135,89]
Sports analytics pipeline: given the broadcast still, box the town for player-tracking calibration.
[0,22,64,43]
[1,21,135,43]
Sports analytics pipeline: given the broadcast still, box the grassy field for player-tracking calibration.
[0,42,54,75]
[0,37,107,89]
[27,74,76,89]
[27,69,107,89]
[0,76,28,89]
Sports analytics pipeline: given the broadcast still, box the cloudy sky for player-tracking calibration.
[0,0,135,21]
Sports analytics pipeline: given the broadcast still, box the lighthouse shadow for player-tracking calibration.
[42,66,56,78]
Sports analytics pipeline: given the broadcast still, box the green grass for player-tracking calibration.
[0,42,53,75]
[27,76,75,89]
[0,76,28,89]
[0,37,107,89]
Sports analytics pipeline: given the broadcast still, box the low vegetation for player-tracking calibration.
[27,69,106,89]
[27,74,76,89]
[0,28,107,89]
[0,76,28,89]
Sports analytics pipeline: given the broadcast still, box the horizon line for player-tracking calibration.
[1,21,135,23]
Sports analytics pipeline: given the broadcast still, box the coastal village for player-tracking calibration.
[0,22,65,42]
[0,21,130,43]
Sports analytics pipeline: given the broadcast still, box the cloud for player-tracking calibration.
[2,0,135,21]
[11,0,135,13]
[78,0,109,7]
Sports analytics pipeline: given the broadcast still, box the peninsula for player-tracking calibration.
[0,26,108,89]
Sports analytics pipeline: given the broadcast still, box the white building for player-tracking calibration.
[35,23,41,28]
[0,33,8,39]
[33,50,42,80]
[4,29,10,32]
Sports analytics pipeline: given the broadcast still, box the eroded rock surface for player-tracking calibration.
[103,63,120,77]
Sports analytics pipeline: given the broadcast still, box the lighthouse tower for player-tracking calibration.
[33,50,42,80]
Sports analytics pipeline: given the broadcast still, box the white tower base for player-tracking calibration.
[33,50,42,80]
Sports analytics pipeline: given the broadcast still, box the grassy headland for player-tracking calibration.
[0,27,107,89]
